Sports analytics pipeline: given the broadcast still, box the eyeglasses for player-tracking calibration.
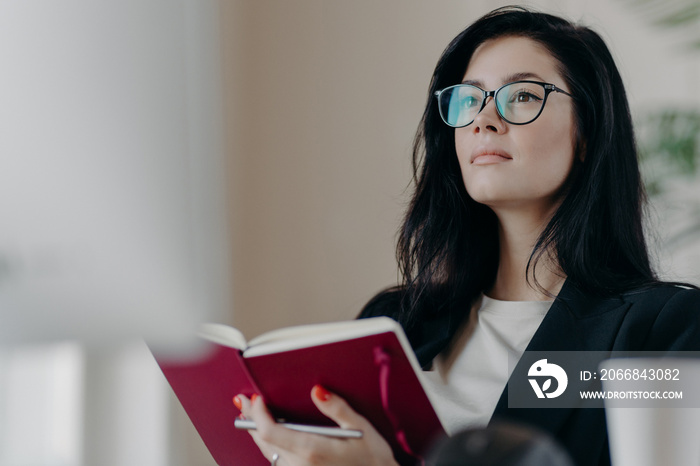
[434,80,573,127]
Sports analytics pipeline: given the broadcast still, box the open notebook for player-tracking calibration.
[153,316,447,466]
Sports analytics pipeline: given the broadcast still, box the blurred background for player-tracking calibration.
[0,0,698,464]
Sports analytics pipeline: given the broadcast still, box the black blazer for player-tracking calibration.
[358,279,700,466]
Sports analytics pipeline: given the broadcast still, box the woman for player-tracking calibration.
[237,6,700,466]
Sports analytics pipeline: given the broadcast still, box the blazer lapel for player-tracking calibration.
[490,279,632,434]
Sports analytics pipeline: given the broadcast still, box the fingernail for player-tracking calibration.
[233,395,243,410]
[251,393,259,404]
[313,385,331,402]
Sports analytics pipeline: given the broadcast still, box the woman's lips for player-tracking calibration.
[471,153,512,165]
[470,147,512,165]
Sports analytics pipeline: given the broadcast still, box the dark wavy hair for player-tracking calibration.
[383,6,662,330]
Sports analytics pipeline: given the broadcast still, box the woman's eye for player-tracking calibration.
[463,96,479,108]
[511,91,541,103]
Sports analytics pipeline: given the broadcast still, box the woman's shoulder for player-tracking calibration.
[621,282,700,307]
[620,283,700,351]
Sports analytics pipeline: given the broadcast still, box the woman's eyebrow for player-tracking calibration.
[503,71,545,83]
[461,72,546,88]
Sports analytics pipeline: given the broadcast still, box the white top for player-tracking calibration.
[423,294,552,434]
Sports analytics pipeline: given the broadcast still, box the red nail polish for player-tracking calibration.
[251,393,259,404]
[313,385,331,401]
[233,395,242,410]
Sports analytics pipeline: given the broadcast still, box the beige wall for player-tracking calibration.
[223,0,479,337]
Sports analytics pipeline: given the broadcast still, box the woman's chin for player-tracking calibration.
[467,190,513,207]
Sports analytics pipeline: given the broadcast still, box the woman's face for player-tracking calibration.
[455,36,577,215]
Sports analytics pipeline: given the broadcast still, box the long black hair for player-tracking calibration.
[380,6,660,331]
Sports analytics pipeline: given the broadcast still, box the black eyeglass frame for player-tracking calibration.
[434,80,573,128]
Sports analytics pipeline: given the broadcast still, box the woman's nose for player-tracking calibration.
[472,96,506,134]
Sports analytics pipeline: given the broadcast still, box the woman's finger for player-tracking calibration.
[237,395,295,462]
[310,385,374,432]
[236,392,399,465]
[238,393,326,459]
[310,386,399,465]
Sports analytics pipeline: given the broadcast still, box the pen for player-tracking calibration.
[234,418,363,439]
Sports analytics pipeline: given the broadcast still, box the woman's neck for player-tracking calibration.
[486,205,565,301]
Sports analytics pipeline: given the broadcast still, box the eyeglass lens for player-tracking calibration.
[438,82,548,127]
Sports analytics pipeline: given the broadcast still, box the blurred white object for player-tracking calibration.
[602,358,700,466]
[0,0,230,347]
[0,342,83,465]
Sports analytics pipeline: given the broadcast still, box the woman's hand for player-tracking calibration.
[236,386,399,466]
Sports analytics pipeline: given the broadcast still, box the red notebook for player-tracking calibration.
[152,317,446,465]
